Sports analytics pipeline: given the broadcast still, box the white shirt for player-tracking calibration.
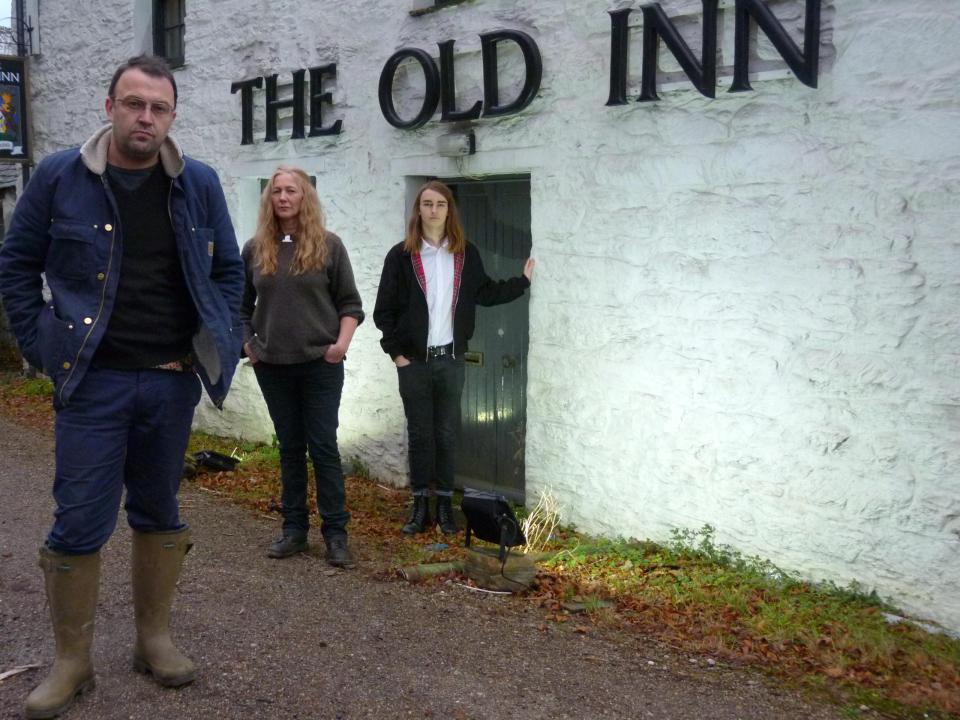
[420,237,455,348]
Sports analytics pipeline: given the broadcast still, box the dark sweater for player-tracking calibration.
[94,163,198,368]
[240,233,364,364]
[373,241,529,361]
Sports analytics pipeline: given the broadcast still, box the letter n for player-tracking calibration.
[638,0,719,102]
[730,0,821,92]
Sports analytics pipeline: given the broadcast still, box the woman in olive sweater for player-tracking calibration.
[241,166,364,566]
[373,180,534,535]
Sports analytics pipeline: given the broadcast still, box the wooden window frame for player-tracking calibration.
[153,0,185,68]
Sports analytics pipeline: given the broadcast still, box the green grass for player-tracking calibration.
[349,455,372,481]
[187,430,280,468]
[540,525,960,717]
[17,377,53,397]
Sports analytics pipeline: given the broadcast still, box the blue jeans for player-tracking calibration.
[253,358,349,540]
[397,356,465,496]
[50,367,201,554]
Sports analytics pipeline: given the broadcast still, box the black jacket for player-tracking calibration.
[373,241,529,361]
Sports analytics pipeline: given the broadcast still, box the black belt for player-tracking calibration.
[426,343,454,359]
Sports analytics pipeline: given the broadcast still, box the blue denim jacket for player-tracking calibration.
[0,126,244,408]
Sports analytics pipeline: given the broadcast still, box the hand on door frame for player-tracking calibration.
[523,258,535,282]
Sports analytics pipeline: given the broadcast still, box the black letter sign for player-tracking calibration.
[639,1,718,101]
[379,48,441,129]
[265,70,306,142]
[731,0,821,91]
[230,77,263,146]
[607,2,719,104]
[438,40,482,122]
[309,64,343,136]
[607,9,632,106]
[480,30,542,117]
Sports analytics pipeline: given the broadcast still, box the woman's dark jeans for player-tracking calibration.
[397,356,465,497]
[253,358,349,540]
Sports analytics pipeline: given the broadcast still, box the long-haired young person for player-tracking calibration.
[373,180,534,534]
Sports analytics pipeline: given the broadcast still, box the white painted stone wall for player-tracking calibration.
[21,0,960,630]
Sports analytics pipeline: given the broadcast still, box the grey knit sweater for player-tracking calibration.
[240,233,364,364]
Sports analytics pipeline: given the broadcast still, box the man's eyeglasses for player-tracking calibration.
[112,95,175,118]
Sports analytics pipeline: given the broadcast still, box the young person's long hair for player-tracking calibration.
[403,180,466,254]
[253,166,329,275]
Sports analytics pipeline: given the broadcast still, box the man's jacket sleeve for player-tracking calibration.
[205,170,244,338]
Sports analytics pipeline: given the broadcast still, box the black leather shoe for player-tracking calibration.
[267,534,308,558]
[325,536,356,568]
[435,496,458,534]
[401,495,431,535]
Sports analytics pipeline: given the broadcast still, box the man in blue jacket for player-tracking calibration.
[0,55,244,718]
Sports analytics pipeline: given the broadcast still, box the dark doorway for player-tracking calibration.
[448,176,532,504]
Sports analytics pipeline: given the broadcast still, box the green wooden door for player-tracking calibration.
[450,177,531,503]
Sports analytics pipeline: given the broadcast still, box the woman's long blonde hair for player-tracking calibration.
[403,180,466,254]
[253,166,328,275]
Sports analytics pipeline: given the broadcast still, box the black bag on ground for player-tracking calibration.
[192,450,239,472]
[460,489,526,562]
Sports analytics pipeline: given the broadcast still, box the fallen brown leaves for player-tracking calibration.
[181,455,960,718]
[0,373,55,433]
[186,449,471,575]
[527,563,960,717]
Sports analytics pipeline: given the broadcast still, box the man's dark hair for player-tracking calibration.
[108,55,178,106]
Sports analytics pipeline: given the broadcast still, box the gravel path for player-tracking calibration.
[0,414,851,719]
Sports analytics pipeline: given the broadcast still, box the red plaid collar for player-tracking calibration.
[410,247,464,312]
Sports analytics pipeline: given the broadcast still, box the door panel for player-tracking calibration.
[451,178,531,503]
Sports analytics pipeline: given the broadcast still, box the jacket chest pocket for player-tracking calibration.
[47,222,99,281]
[197,228,216,272]
[184,227,214,277]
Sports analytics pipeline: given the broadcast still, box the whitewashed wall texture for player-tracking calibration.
[20,0,960,630]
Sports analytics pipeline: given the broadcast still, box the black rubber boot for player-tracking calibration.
[401,495,431,535]
[435,496,458,535]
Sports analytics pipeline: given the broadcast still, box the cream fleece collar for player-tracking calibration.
[79,124,185,178]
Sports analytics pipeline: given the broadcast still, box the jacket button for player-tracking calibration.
[104,223,113,232]
[83,317,93,325]
[67,324,74,330]
[96,272,105,281]
[62,361,71,370]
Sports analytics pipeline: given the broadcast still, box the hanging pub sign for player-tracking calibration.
[0,56,30,163]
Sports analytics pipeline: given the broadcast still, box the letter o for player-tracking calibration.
[378,48,441,130]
